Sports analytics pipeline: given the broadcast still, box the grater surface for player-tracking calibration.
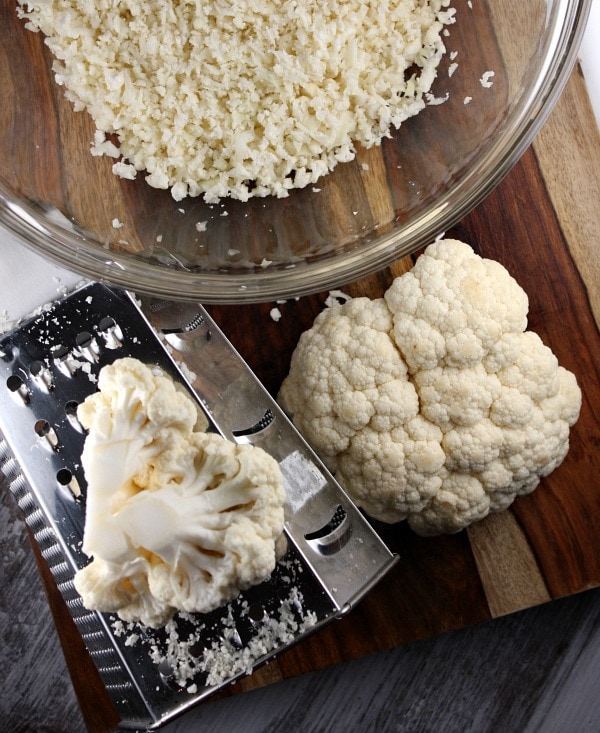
[0,282,397,730]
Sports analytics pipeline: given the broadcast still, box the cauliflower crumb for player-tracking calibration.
[124,633,140,647]
[0,309,16,334]
[111,161,137,180]
[176,359,198,385]
[111,218,123,229]
[270,307,283,322]
[17,0,456,202]
[90,131,120,158]
[195,221,208,233]
[480,71,495,88]
[325,290,353,308]
[426,91,450,106]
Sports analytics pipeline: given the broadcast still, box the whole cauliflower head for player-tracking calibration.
[279,240,581,536]
[74,357,285,627]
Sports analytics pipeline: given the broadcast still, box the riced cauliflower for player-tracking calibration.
[16,0,455,202]
[73,357,285,627]
[278,240,582,536]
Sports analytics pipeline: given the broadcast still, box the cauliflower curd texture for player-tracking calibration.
[73,358,285,627]
[278,240,582,536]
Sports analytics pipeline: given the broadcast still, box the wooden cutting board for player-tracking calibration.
[31,66,600,732]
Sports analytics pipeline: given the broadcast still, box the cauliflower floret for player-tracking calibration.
[74,358,285,627]
[335,418,445,523]
[408,471,491,536]
[279,240,582,536]
[385,239,529,372]
[279,297,414,465]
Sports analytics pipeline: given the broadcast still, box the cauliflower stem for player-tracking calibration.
[74,357,285,628]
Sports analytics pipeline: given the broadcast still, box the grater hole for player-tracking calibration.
[304,505,351,555]
[65,400,86,432]
[156,658,189,691]
[232,409,275,442]
[34,419,59,450]
[75,331,93,348]
[98,316,115,330]
[248,602,266,623]
[29,360,44,376]
[98,316,123,349]
[34,419,51,437]
[75,330,100,362]
[65,400,79,417]
[56,468,82,499]
[30,360,55,391]
[51,344,79,376]
[7,374,30,404]
[223,626,244,649]
[157,659,175,681]
[56,468,71,484]
[51,343,69,359]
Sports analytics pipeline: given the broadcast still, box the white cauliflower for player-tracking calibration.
[73,357,285,627]
[279,240,581,536]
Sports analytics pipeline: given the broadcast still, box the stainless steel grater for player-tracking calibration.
[0,282,397,731]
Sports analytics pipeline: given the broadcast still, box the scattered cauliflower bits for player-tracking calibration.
[278,240,582,536]
[146,584,317,687]
[73,357,285,627]
[17,0,455,203]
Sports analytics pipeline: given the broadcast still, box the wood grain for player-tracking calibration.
[533,65,600,326]
[467,513,551,617]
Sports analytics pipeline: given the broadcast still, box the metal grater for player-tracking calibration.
[0,282,397,731]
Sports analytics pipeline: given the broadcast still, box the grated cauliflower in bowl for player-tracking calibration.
[17,0,455,202]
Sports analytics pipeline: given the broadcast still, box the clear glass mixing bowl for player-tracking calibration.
[0,0,591,303]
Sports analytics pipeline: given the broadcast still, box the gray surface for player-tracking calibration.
[1,477,599,733]
[0,488,84,733]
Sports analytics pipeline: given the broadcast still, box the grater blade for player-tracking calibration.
[0,282,397,730]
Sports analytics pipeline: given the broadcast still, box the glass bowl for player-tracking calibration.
[0,0,591,303]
